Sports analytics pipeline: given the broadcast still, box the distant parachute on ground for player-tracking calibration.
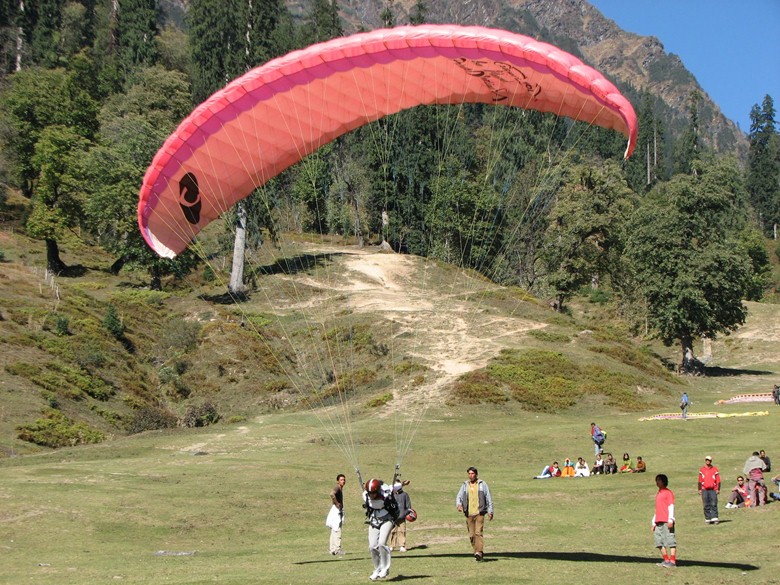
[138,25,638,258]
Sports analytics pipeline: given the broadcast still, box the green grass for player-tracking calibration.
[2,219,779,583]
[1,383,778,585]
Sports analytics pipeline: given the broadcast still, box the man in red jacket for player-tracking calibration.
[698,456,721,524]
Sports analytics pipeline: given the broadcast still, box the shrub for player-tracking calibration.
[54,315,70,336]
[366,392,393,408]
[103,304,125,340]
[127,406,178,434]
[181,402,220,428]
[157,319,201,355]
[16,409,106,447]
[451,371,509,404]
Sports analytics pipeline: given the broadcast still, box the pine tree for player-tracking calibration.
[298,0,342,46]
[673,90,702,176]
[188,0,243,102]
[115,0,160,68]
[409,0,427,24]
[746,95,780,237]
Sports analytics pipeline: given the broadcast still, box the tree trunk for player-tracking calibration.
[354,196,363,247]
[150,266,162,291]
[45,238,67,274]
[15,1,24,72]
[229,201,247,294]
[109,255,127,275]
[680,334,703,375]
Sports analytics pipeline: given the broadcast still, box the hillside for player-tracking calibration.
[3,204,780,459]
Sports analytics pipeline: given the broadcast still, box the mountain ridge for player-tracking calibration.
[276,0,748,157]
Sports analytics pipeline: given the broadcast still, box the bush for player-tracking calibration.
[127,406,178,434]
[366,392,393,408]
[181,402,220,428]
[54,315,70,336]
[16,409,106,447]
[103,304,125,340]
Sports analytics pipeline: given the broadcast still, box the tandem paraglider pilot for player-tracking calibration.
[363,478,401,581]
[455,466,494,562]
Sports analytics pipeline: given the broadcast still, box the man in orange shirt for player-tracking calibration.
[652,474,677,568]
[698,456,721,524]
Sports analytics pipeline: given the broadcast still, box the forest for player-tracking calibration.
[0,0,779,380]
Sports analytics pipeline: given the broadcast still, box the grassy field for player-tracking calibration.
[2,216,780,584]
[1,375,779,585]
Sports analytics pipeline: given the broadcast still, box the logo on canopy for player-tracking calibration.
[453,58,542,102]
[179,172,201,224]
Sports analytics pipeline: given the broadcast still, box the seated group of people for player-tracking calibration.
[592,452,646,475]
[726,450,775,508]
[534,453,646,478]
[534,457,590,478]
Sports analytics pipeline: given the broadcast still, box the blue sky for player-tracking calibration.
[589,0,780,134]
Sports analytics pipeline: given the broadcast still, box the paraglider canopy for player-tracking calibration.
[138,24,638,258]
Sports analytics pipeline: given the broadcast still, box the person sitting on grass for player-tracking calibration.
[620,453,634,473]
[534,462,561,479]
[592,453,604,475]
[561,458,576,477]
[604,453,618,475]
[726,476,749,508]
[634,456,647,473]
[574,457,590,477]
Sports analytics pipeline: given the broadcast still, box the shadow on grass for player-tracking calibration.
[200,252,343,305]
[297,550,758,571]
[254,252,342,277]
[704,365,775,377]
[482,551,758,570]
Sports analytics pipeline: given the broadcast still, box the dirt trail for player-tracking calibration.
[303,246,545,413]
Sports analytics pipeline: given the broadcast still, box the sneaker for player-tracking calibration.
[704,519,711,524]
[656,561,668,567]
[711,518,719,524]
[399,547,406,552]
[369,570,380,581]
[474,552,483,562]
[663,561,677,568]
[725,503,734,509]
[377,568,389,579]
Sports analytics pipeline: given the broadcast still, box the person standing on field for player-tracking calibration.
[698,456,720,524]
[326,473,346,555]
[652,474,677,568]
[680,392,690,419]
[388,480,412,552]
[590,422,605,456]
[744,451,767,506]
[363,478,400,581]
[455,466,494,562]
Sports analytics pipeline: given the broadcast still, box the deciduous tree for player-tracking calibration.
[624,159,754,373]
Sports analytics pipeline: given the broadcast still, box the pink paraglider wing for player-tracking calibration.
[138,25,638,258]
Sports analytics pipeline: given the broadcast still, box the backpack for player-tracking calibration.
[384,494,400,522]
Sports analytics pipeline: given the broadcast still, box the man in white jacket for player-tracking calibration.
[326,474,346,555]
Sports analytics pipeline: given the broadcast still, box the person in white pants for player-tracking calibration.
[364,478,399,581]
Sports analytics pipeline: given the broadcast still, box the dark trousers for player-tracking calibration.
[701,489,719,520]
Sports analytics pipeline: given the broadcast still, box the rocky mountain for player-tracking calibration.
[273,0,748,158]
